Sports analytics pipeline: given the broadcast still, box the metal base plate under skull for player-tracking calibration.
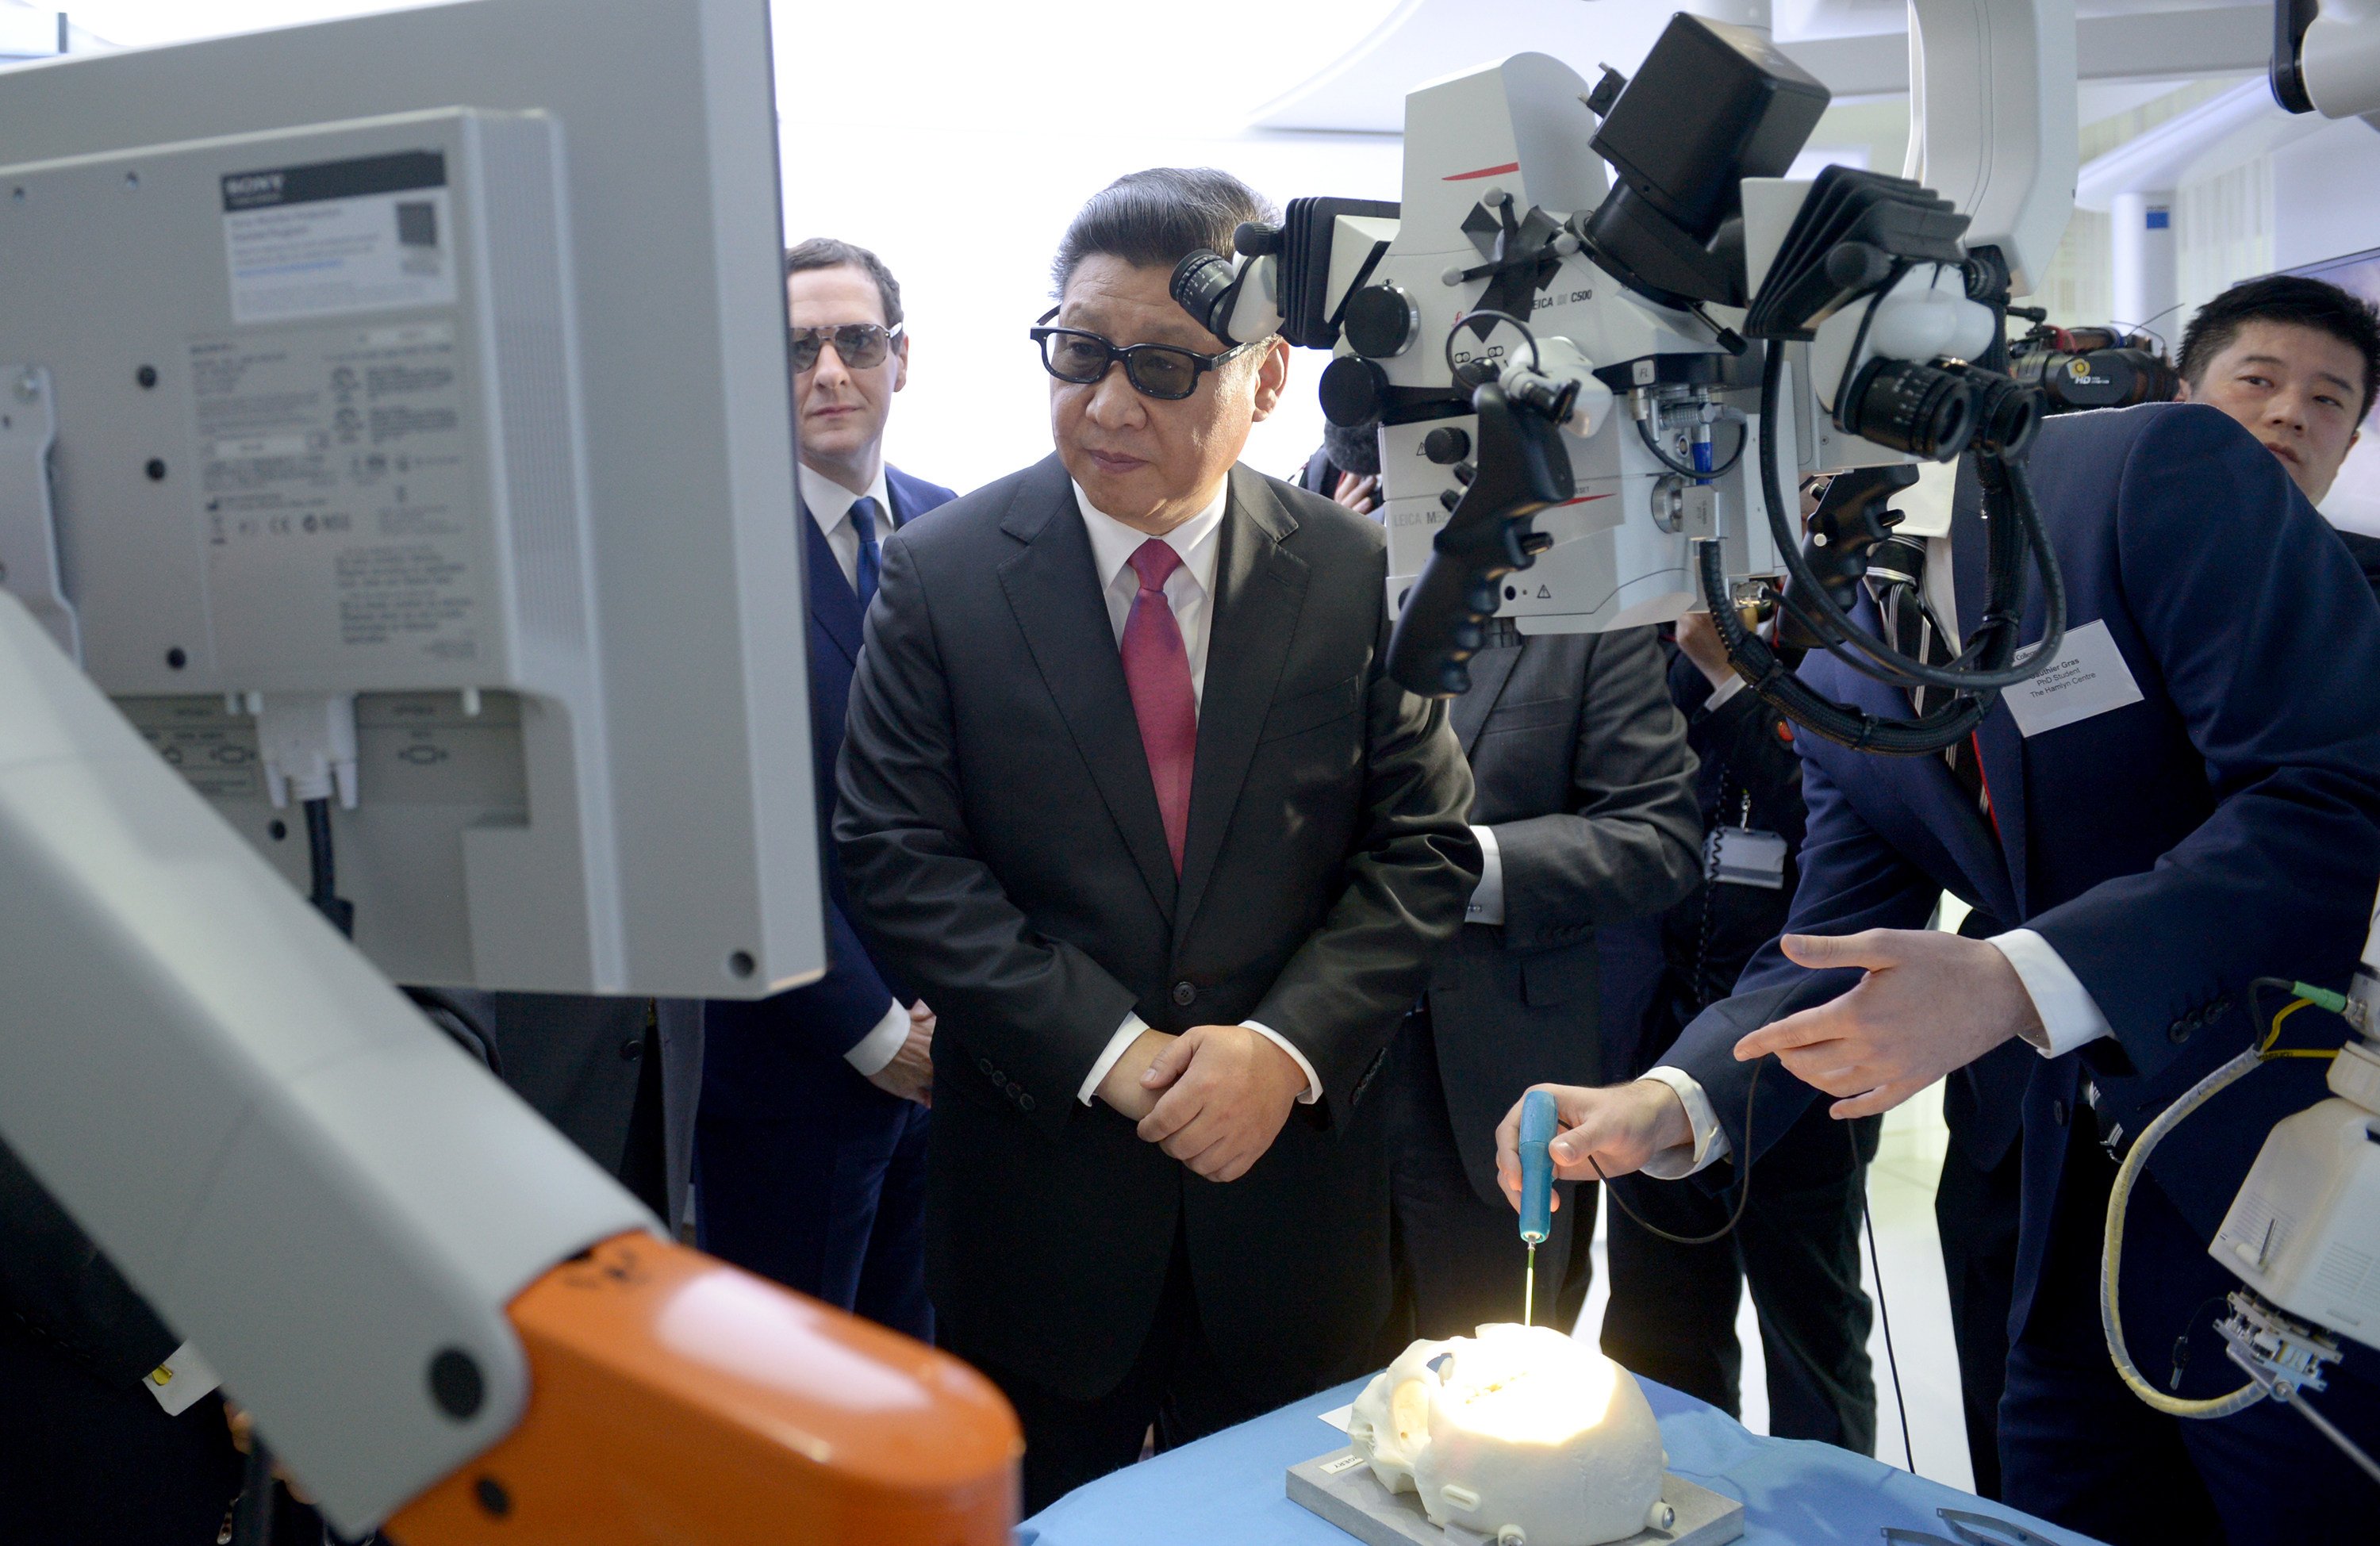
[1289,1451,1745,1546]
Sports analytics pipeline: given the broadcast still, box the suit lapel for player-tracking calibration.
[804,507,862,667]
[1950,470,2033,917]
[1173,467,1310,942]
[995,460,1179,919]
[1449,643,1522,754]
[883,468,919,528]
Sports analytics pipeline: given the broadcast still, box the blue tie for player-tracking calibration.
[850,496,883,612]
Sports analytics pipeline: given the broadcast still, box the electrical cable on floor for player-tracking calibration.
[1864,1191,1915,1474]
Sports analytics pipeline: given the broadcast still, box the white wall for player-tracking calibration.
[2272,119,2380,273]
[781,125,1404,497]
[771,0,1409,497]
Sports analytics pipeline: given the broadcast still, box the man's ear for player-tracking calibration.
[2173,375,2193,403]
[893,332,910,394]
[1247,336,1292,423]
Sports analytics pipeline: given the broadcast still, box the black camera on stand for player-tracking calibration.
[2007,316,2182,413]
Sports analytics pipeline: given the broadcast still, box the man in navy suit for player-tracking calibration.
[697,238,954,1340]
[1497,401,2380,1543]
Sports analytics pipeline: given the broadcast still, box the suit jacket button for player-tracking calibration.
[2052,1099,2069,1127]
[978,1057,996,1075]
[1006,1081,1022,1100]
[619,1038,643,1061]
[1172,980,1197,1008]
[2169,1020,2192,1045]
[1019,1092,1036,1112]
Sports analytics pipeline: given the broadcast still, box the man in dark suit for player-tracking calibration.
[1499,401,2380,1543]
[1591,608,1884,1458]
[697,239,954,1341]
[1932,273,2380,1502]
[1383,625,1698,1344]
[835,168,1479,1512]
[1937,977,2029,1496]
[1,1139,242,1544]
[419,992,702,1233]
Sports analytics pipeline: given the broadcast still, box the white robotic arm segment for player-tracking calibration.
[1905,0,2079,297]
[2295,0,2380,121]
[0,589,654,1530]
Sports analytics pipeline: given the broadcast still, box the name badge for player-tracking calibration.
[1706,826,1788,889]
[2003,619,2144,738]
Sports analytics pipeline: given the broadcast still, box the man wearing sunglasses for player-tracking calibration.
[698,238,954,1345]
[836,168,1479,1511]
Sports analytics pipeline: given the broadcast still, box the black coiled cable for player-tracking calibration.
[1696,345,2069,754]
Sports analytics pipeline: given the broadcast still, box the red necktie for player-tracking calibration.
[1121,539,1198,873]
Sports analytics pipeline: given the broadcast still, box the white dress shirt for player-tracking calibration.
[797,462,912,1076]
[1069,480,1323,1109]
[1466,826,1506,926]
[1639,532,2114,1176]
[1074,480,1227,705]
[800,461,895,597]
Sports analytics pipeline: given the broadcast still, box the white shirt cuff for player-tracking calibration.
[843,999,913,1076]
[1466,825,1506,926]
[1637,1067,1732,1177]
[1081,1014,1322,1107]
[1702,673,1746,710]
[1245,1021,1322,1105]
[144,1341,221,1415]
[1987,928,2114,1057]
[1081,1011,1151,1105]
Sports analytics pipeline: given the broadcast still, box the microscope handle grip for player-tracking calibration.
[1384,390,1574,696]
[1518,1088,1557,1245]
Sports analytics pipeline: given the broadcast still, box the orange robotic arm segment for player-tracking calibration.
[387,1234,1021,1545]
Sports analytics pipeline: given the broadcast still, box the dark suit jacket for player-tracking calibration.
[1660,403,2380,1341]
[432,991,703,1233]
[1426,627,1700,1205]
[835,456,1480,1402]
[702,464,955,1120]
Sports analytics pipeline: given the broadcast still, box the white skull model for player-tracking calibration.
[1348,1324,1671,1546]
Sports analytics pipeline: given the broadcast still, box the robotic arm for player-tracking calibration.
[0,586,1017,1542]
[2274,0,2380,122]
[2093,879,2380,1488]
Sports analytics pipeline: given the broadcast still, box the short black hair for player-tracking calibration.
[2177,274,2380,420]
[785,237,903,328]
[1050,167,1280,301]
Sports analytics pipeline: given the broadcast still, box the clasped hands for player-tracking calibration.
[1494,928,2043,1204]
[1096,1024,1307,1183]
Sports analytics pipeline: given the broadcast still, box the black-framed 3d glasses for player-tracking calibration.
[1030,307,1257,401]
[789,322,903,373]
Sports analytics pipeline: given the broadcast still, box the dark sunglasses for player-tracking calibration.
[789,322,902,373]
[1030,307,1257,401]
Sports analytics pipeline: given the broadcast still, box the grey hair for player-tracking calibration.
[785,236,903,328]
[1050,167,1280,299]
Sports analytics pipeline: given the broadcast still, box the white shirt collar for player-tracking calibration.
[1073,478,1229,598]
[800,461,893,534]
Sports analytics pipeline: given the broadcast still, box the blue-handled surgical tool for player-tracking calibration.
[1518,1088,1557,1325]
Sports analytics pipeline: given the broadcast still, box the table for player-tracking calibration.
[1018,1375,2106,1546]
